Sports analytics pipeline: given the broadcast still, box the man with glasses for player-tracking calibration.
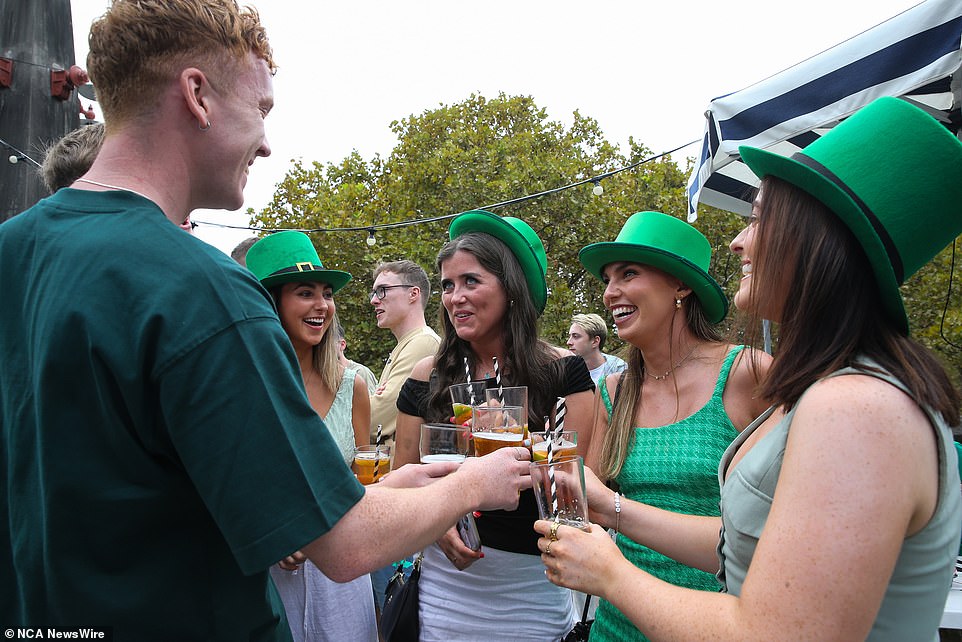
[367,260,441,612]
[369,260,440,454]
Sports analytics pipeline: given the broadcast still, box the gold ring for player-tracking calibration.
[549,520,560,541]
[544,540,552,556]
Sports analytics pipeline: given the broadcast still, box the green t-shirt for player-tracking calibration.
[0,190,364,640]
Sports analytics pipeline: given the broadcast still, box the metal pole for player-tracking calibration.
[0,0,79,222]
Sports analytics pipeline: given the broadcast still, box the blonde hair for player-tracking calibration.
[311,310,344,396]
[87,0,276,124]
[40,123,105,192]
[571,313,608,350]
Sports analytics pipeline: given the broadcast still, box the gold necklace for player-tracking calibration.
[646,345,698,381]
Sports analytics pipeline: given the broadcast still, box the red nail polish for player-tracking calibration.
[479,552,485,558]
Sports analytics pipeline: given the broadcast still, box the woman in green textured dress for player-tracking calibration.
[579,211,771,641]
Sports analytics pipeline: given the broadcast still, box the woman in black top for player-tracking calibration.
[395,210,594,641]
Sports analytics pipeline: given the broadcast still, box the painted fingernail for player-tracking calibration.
[479,552,485,558]
[473,511,482,518]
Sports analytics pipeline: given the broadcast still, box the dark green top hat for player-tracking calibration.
[246,231,352,293]
[739,96,962,333]
[579,211,728,323]
[448,210,549,314]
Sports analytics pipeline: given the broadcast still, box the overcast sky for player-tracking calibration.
[70,0,920,254]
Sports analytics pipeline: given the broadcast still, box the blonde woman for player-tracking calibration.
[580,211,770,641]
[247,231,374,642]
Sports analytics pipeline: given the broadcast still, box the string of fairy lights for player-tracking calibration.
[3,132,700,245]
[188,138,701,245]
[3,132,960,349]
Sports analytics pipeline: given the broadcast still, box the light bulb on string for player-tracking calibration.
[366,229,377,246]
[9,154,19,164]
[591,180,604,196]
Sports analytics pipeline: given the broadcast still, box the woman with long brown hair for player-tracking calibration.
[394,210,595,641]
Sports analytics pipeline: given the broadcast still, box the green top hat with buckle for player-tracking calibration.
[246,231,352,293]
[449,210,549,314]
[739,96,962,334]
[579,211,728,323]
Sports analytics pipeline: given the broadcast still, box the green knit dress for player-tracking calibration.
[589,346,743,642]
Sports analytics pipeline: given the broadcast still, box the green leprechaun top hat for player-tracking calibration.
[579,211,728,324]
[739,96,962,334]
[246,231,352,293]
[449,210,549,314]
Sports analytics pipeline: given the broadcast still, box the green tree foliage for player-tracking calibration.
[251,92,962,385]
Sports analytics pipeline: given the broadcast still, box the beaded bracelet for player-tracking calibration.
[613,491,622,533]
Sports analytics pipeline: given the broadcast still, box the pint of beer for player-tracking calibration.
[531,431,578,461]
[471,404,525,456]
[353,445,391,485]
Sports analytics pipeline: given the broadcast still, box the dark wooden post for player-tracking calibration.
[0,0,79,222]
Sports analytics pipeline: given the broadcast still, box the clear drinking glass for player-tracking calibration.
[419,423,471,463]
[471,404,525,456]
[529,455,589,530]
[352,444,391,485]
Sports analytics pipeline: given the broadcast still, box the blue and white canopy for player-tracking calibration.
[686,0,962,220]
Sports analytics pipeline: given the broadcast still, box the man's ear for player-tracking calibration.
[179,67,211,130]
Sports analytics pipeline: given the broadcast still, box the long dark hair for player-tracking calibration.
[748,176,959,423]
[424,232,561,425]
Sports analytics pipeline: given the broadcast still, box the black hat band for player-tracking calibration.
[792,152,904,283]
[268,262,324,278]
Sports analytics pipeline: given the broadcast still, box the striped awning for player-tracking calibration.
[687,0,962,220]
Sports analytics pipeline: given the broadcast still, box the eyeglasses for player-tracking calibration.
[369,284,415,300]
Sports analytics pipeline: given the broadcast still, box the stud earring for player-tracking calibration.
[675,298,682,309]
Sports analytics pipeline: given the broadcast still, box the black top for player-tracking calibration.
[397,355,593,555]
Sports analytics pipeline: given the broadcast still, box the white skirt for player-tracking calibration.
[418,543,576,642]
[270,561,377,642]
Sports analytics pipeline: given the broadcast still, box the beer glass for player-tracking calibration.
[530,430,578,461]
[471,404,525,456]
[352,444,391,485]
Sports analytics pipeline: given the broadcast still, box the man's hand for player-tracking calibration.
[277,549,307,571]
[458,446,531,512]
[378,460,461,488]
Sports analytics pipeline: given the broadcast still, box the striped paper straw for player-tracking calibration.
[549,397,566,516]
[463,356,476,405]
[375,423,382,446]
[492,356,504,405]
[554,396,566,441]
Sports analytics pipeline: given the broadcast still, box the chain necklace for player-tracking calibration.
[74,177,152,203]
[646,345,698,381]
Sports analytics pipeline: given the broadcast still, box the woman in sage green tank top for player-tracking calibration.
[534,97,962,641]
[578,211,771,642]
[247,232,377,642]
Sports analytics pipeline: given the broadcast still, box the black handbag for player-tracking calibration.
[561,594,594,642]
[380,552,423,642]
